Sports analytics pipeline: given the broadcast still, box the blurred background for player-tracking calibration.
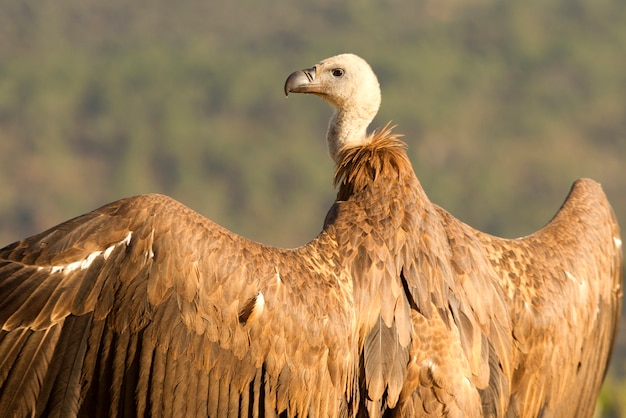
[0,0,624,414]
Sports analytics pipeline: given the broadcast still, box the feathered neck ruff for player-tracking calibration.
[334,123,412,201]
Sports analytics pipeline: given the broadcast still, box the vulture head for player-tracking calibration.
[285,53,382,164]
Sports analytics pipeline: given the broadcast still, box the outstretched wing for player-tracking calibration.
[481,178,622,417]
[388,178,621,417]
[0,194,357,417]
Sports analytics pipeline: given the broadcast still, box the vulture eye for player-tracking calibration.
[331,68,345,78]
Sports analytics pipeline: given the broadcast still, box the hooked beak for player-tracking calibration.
[284,67,317,97]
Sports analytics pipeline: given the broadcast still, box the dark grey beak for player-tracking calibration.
[284,67,316,97]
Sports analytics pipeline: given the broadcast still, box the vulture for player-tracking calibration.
[0,53,622,418]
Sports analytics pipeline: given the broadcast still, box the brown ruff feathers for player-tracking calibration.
[334,123,410,201]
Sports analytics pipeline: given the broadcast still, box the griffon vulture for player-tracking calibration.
[0,53,622,417]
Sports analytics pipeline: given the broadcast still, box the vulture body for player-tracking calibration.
[0,54,622,417]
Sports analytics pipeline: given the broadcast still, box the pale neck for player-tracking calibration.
[326,109,372,164]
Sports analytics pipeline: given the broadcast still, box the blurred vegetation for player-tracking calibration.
[0,0,624,414]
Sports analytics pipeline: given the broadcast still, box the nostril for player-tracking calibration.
[304,67,315,82]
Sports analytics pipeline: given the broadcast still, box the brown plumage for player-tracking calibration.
[0,53,622,417]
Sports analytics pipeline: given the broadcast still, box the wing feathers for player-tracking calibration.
[37,314,93,418]
[0,325,62,417]
[149,342,167,417]
[363,316,409,412]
